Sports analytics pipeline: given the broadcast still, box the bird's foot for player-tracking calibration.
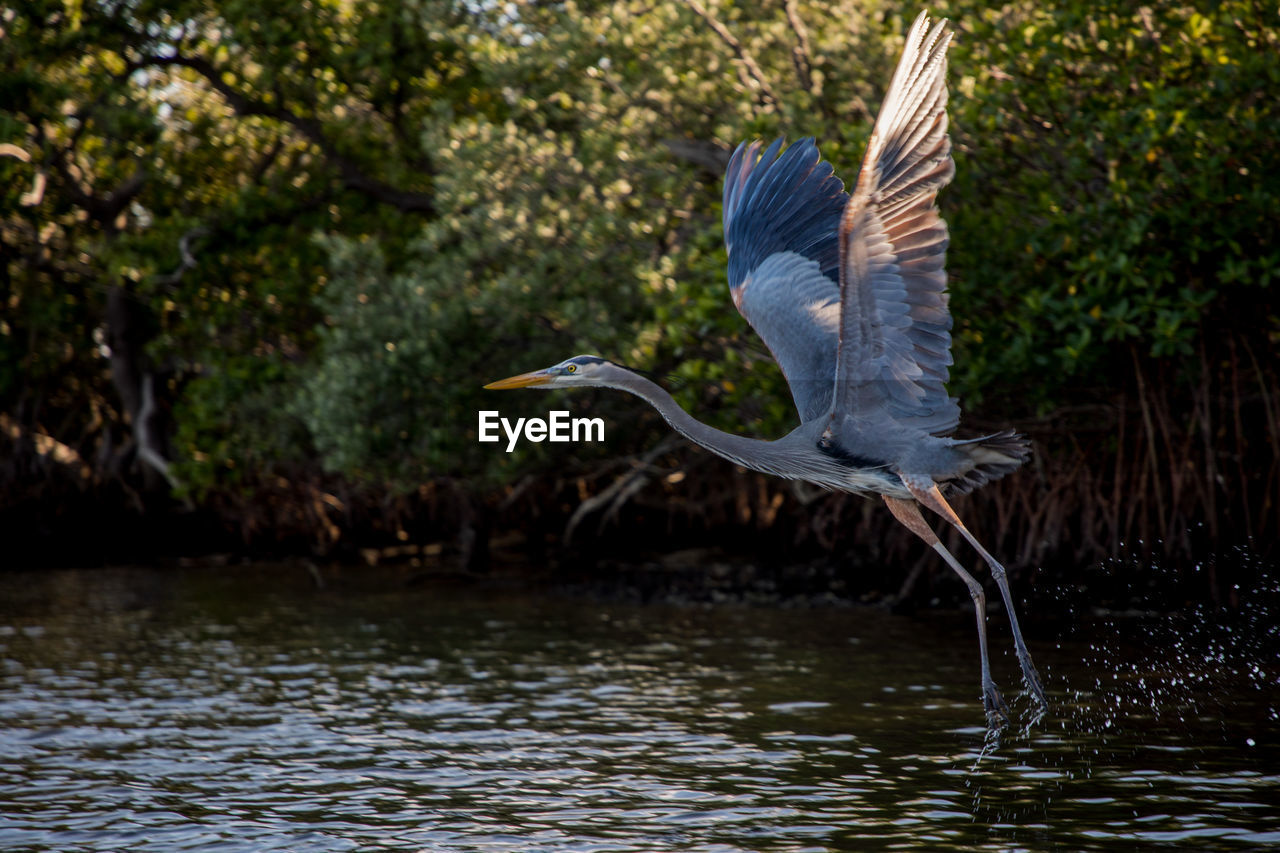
[983,681,1010,732]
[1018,654,1048,712]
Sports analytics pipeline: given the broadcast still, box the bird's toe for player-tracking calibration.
[983,683,1010,730]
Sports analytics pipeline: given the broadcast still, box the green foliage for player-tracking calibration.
[940,1,1280,408]
[6,0,1278,509]
[3,0,475,493]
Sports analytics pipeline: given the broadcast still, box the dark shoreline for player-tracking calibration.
[6,527,1272,626]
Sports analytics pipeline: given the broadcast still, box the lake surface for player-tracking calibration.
[0,564,1275,851]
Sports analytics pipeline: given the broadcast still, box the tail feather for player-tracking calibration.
[945,429,1031,496]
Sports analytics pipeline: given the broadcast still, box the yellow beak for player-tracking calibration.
[483,369,554,390]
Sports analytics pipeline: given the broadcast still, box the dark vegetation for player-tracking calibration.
[2,1,1276,607]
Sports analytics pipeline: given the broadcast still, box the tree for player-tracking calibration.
[3,0,1276,576]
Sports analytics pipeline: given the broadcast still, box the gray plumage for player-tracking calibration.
[720,16,1023,496]
[486,11,1046,729]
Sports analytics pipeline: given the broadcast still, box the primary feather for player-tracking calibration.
[834,12,959,435]
[722,13,959,438]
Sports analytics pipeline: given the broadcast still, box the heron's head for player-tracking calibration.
[484,355,619,390]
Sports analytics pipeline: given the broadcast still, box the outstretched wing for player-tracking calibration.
[722,138,848,423]
[834,12,959,435]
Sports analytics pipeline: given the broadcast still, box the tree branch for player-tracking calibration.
[783,0,815,94]
[30,123,147,230]
[139,53,436,215]
[662,138,731,175]
[152,226,209,287]
[681,0,779,109]
[564,436,684,545]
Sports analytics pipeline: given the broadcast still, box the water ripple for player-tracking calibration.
[0,566,1275,851]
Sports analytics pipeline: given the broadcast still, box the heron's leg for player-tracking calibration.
[903,481,1048,710]
[883,495,1009,729]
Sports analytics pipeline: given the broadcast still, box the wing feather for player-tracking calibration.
[833,11,959,435]
[722,138,848,422]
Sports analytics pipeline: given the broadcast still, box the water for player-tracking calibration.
[0,565,1275,851]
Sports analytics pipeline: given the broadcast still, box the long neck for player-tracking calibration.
[605,372,792,476]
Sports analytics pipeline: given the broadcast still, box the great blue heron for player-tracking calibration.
[486,11,1046,727]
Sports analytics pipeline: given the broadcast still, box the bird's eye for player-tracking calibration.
[566,364,577,374]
